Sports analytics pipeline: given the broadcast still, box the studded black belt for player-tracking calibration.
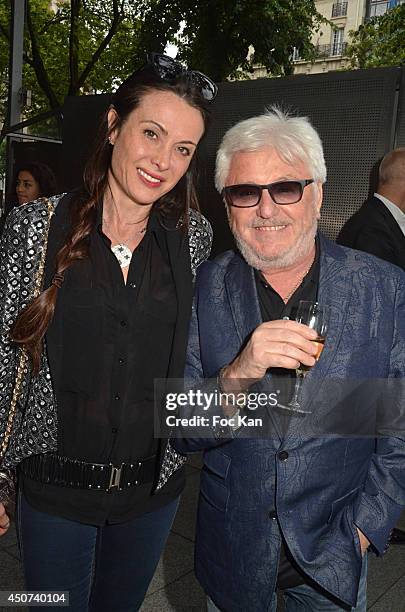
[21,453,157,492]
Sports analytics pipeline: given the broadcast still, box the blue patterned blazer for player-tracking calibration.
[175,233,405,611]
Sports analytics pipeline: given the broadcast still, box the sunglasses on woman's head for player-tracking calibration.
[146,52,218,102]
[222,179,315,208]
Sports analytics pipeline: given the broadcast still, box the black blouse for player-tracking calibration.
[22,197,190,525]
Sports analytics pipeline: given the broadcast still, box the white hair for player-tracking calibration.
[215,107,327,192]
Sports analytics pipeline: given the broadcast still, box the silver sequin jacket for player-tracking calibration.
[0,194,212,490]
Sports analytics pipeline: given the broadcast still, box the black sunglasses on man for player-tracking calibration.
[223,179,315,208]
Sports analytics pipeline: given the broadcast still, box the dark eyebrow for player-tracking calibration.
[141,120,197,147]
[141,120,168,135]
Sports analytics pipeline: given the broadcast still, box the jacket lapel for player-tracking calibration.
[152,215,194,476]
[285,235,354,434]
[224,254,286,440]
[225,254,262,343]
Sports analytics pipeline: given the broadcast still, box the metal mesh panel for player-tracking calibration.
[62,67,403,255]
[395,66,405,148]
[199,67,401,254]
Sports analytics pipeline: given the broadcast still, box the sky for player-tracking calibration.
[165,43,178,58]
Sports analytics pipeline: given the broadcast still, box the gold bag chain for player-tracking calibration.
[0,198,54,461]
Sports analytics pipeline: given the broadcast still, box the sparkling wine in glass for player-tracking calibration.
[278,300,329,414]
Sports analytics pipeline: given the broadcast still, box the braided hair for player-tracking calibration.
[11,66,211,373]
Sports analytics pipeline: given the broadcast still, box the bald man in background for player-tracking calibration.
[338,148,405,545]
[338,148,405,271]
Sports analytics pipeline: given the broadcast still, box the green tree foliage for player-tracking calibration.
[0,0,325,133]
[0,2,11,123]
[347,4,405,69]
[138,0,325,82]
[0,0,142,133]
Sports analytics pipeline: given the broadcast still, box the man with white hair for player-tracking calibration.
[172,108,405,611]
[338,148,405,271]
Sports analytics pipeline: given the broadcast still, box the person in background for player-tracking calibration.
[0,53,215,611]
[338,148,405,545]
[337,148,405,272]
[14,161,57,205]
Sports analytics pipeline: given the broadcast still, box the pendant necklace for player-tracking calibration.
[103,218,147,268]
[265,252,315,305]
[282,266,312,304]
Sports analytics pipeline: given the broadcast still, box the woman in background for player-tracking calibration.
[14,161,57,204]
[0,53,215,611]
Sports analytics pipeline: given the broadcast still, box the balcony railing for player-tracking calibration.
[332,2,348,17]
[317,42,348,58]
[292,42,348,62]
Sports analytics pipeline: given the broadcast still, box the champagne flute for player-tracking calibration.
[278,300,330,414]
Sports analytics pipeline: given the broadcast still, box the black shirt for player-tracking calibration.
[254,238,320,590]
[22,206,184,525]
[255,241,320,410]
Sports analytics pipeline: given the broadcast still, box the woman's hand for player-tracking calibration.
[0,502,10,535]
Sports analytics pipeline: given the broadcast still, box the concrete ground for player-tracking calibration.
[1,454,405,611]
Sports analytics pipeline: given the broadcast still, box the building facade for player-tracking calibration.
[252,0,404,78]
[293,0,366,75]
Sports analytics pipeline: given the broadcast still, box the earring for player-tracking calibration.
[108,136,114,145]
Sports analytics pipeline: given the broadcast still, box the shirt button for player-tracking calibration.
[118,358,125,365]
[268,510,277,520]
[114,394,120,401]
[278,450,289,461]
[111,427,118,434]
[120,320,127,327]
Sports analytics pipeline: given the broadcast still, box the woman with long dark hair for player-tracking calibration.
[13,161,57,205]
[0,54,215,611]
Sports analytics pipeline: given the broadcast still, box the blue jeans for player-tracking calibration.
[18,492,179,612]
[207,555,368,611]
